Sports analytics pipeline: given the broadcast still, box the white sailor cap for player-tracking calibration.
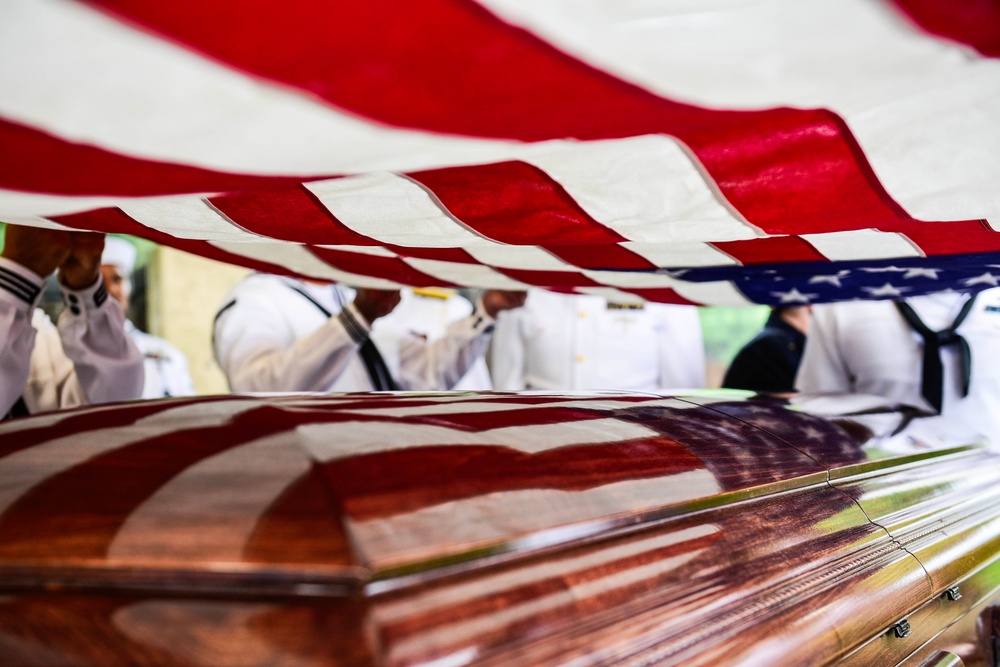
[101,236,137,275]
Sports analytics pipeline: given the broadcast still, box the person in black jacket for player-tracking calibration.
[722,305,811,393]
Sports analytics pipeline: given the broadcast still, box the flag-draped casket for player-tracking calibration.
[2,392,1000,664]
[2,0,1000,305]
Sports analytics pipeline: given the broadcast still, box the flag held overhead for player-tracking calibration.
[1,0,998,305]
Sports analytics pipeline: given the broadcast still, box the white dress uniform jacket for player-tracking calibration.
[795,289,1000,449]
[491,289,706,391]
[371,288,493,390]
[213,274,496,393]
[0,257,144,417]
[126,321,197,398]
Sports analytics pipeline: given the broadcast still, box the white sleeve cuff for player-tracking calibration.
[0,256,46,311]
[59,275,111,319]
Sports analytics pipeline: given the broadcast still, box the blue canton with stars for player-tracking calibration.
[653,251,1000,305]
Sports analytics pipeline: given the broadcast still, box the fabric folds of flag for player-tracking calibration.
[0,0,998,305]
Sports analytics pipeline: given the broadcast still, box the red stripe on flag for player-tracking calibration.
[87,0,941,239]
[209,184,377,245]
[622,288,700,306]
[385,245,480,264]
[307,246,458,286]
[881,219,1000,256]
[408,161,625,245]
[0,116,309,196]
[545,244,657,271]
[889,0,1000,57]
[49,208,307,277]
[712,236,829,265]
[495,268,601,288]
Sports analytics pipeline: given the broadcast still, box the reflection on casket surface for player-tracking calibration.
[1,391,999,666]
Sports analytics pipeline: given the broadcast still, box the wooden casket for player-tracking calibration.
[1,391,1000,666]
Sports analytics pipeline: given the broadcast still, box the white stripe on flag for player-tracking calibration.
[670,281,755,307]
[119,196,255,242]
[0,189,130,222]
[848,67,1000,225]
[464,244,574,271]
[211,240,403,287]
[802,229,923,261]
[305,174,494,248]
[402,258,532,289]
[580,281,754,308]
[624,242,739,269]
[522,135,759,243]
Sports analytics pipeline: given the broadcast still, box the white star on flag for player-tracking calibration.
[863,283,909,298]
[902,268,940,280]
[772,288,818,303]
[860,267,908,274]
[964,273,1000,287]
[809,271,851,288]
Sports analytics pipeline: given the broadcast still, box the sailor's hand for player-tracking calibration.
[1,225,74,279]
[353,288,402,325]
[58,232,105,290]
[481,290,527,318]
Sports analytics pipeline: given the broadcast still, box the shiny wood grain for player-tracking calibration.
[370,482,919,666]
[1,392,1000,665]
[0,594,375,666]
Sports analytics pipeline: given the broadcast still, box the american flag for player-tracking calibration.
[1,0,998,305]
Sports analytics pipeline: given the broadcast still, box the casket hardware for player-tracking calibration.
[889,619,912,639]
[943,585,962,602]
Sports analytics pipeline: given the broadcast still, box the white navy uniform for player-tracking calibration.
[126,321,197,398]
[0,257,144,417]
[213,274,496,393]
[99,236,196,399]
[371,288,493,390]
[795,289,1000,449]
[491,289,706,391]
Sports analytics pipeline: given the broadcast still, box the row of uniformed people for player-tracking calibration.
[0,227,708,417]
[4,227,1000,450]
[212,276,708,395]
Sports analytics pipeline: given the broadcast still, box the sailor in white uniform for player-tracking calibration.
[795,289,1000,449]
[213,273,523,393]
[371,287,493,390]
[100,237,197,399]
[490,288,706,392]
[1,225,143,418]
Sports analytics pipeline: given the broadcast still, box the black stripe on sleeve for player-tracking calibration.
[0,268,41,304]
[93,282,108,308]
[338,307,369,344]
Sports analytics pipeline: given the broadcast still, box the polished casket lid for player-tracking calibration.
[0,390,977,596]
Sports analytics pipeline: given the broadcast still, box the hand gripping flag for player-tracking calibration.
[1,0,999,305]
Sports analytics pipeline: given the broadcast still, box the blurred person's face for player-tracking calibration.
[100,264,132,312]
